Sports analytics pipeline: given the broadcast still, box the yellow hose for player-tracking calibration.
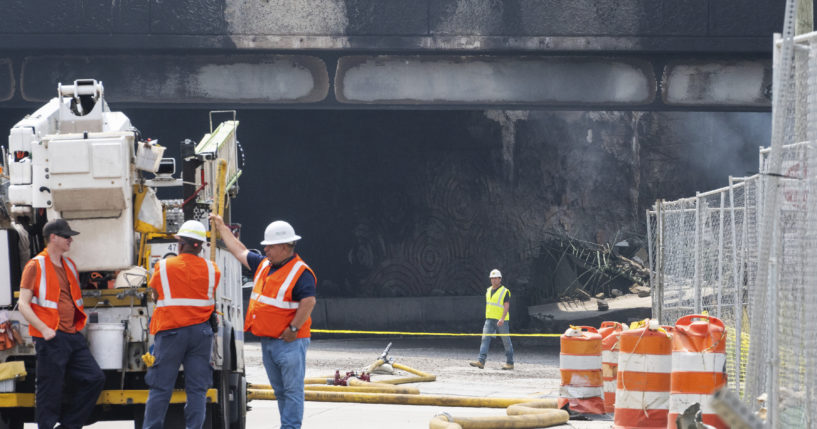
[505,399,560,415]
[303,377,333,385]
[366,361,437,385]
[249,383,419,395]
[429,408,568,429]
[248,390,555,408]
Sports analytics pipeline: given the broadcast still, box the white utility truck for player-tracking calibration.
[0,79,247,428]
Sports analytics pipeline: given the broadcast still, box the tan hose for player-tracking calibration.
[303,377,333,385]
[366,361,437,385]
[505,399,560,415]
[249,383,419,395]
[429,408,568,429]
[248,390,555,408]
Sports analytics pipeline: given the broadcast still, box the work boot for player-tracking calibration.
[469,361,484,369]
[501,363,514,370]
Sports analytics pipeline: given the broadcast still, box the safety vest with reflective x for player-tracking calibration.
[485,285,510,320]
[149,254,220,334]
[28,249,86,338]
[245,254,316,339]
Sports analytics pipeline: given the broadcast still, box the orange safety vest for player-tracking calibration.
[27,249,86,338]
[150,254,220,334]
[245,254,315,339]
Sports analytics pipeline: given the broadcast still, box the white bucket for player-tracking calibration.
[87,323,125,370]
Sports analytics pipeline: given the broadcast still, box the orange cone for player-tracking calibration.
[558,326,605,414]
[613,320,672,428]
[668,315,728,429]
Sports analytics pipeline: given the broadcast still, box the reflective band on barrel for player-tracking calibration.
[559,385,603,398]
[615,390,670,410]
[618,353,672,373]
[671,351,726,372]
[560,354,602,370]
[601,350,618,364]
[669,393,716,414]
[603,380,616,392]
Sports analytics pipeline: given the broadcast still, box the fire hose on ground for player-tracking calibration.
[245,342,567,428]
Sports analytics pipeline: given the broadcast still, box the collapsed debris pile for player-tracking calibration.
[532,232,650,304]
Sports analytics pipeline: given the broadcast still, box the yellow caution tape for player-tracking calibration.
[310,329,561,337]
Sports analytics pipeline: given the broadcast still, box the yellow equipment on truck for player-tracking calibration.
[0,79,247,428]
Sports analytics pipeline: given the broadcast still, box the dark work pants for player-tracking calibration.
[143,322,214,429]
[34,331,105,429]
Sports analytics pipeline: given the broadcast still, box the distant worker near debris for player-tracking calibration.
[211,215,317,429]
[469,269,514,370]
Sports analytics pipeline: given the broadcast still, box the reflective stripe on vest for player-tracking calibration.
[33,256,58,309]
[485,286,509,320]
[33,256,82,309]
[155,258,216,308]
[249,260,304,310]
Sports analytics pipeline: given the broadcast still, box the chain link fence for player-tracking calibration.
[648,2,817,425]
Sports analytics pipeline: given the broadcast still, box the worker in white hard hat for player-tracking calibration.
[143,220,221,429]
[469,268,514,370]
[210,214,316,429]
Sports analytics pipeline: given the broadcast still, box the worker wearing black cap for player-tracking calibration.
[18,218,105,429]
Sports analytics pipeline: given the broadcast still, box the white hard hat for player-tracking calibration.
[176,220,207,242]
[489,269,502,278]
[261,220,301,246]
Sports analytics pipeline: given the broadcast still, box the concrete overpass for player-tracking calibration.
[1,0,782,110]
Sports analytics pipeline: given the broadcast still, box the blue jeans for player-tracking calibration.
[143,322,213,429]
[477,319,514,365]
[261,337,310,429]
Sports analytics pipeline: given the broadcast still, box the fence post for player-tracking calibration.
[717,192,725,318]
[694,192,702,314]
[728,176,743,395]
[658,200,664,324]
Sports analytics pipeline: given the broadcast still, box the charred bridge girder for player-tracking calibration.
[0,0,784,110]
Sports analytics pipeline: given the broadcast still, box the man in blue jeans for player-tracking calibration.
[469,269,514,370]
[211,214,316,429]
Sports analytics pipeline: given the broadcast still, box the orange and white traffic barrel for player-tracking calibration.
[668,315,727,429]
[558,326,605,414]
[613,319,672,428]
[599,321,626,414]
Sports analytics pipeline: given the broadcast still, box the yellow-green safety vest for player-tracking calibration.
[485,285,510,320]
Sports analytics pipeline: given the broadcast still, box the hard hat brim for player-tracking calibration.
[260,234,301,246]
[176,232,206,242]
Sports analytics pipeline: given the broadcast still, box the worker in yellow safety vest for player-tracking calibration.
[469,269,514,370]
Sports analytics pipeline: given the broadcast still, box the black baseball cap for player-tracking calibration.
[43,219,80,238]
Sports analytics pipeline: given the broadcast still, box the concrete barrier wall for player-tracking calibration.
[310,294,530,333]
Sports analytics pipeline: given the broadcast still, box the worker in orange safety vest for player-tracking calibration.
[18,218,105,429]
[143,220,221,429]
[210,214,316,429]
